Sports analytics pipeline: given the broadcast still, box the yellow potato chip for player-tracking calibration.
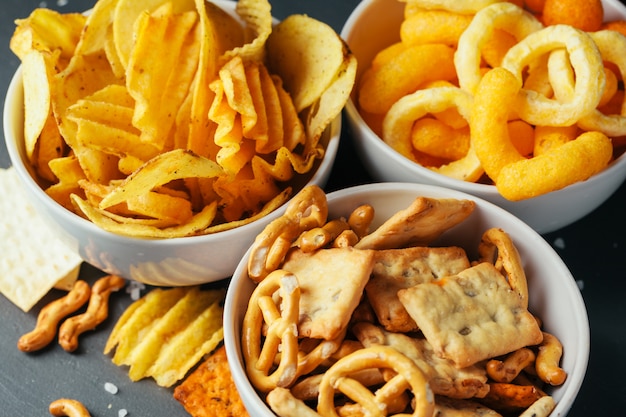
[223,0,272,63]
[266,14,347,113]
[126,8,201,149]
[112,0,195,70]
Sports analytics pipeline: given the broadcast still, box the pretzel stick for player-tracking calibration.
[487,347,536,383]
[536,332,567,385]
[49,398,91,417]
[248,185,328,281]
[347,204,375,238]
[58,275,126,352]
[298,218,350,252]
[243,270,300,392]
[17,280,91,352]
[478,227,529,308]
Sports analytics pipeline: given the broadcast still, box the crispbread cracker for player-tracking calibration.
[398,262,543,368]
[433,395,503,417]
[355,197,475,250]
[0,167,82,312]
[352,322,489,399]
[366,246,470,332]
[282,247,375,340]
[173,345,250,417]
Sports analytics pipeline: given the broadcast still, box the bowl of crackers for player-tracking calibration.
[342,0,626,234]
[3,0,355,285]
[224,182,589,417]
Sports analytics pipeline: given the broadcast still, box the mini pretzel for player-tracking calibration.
[519,395,556,417]
[243,269,300,392]
[58,275,126,352]
[49,398,91,417]
[317,345,434,417]
[332,229,359,248]
[536,331,567,386]
[248,185,328,281]
[348,204,375,238]
[478,227,529,309]
[298,218,350,252]
[486,347,536,383]
[17,280,91,352]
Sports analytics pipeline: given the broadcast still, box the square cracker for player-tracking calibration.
[173,345,250,417]
[352,322,489,399]
[366,246,470,333]
[398,262,542,368]
[354,197,475,250]
[282,247,375,340]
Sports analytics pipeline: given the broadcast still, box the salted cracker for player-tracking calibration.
[0,167,82,312]
[398,262,542,368]
[366,246,470,333]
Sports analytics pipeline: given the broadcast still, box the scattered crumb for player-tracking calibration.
[576,280,584,291]
[118,409,128,417]
[553,237,565,249]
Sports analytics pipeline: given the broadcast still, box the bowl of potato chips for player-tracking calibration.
[3,0,355,285]
[224,182,589,417]
[342,0,626,234]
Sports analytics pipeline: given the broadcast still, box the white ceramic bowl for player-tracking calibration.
[224,182,590,417]
[341,0,626,234]
[2,1,339,286]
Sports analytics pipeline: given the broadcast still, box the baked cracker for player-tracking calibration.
[173,345,250,417]
[366,246,470,333]
[352,322,489,399]
[282,247,375,340]
[398,262,543,368]
[355,197,475,250]
[433,395,503,417]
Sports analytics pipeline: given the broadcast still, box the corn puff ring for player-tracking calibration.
[384,86,484,182]
[406,0,506,14]
[500,24,605,126]
[242,270,300,392]
[533,125,579,156]
[318,345,434,417]
[411,118,470,161]
[248,185,328,281]
[486,347,536,383]
[497,131,613,201]
[400,9,473,46]
[359,43,457,115]
[455,2,543,95]
[535,331,567,386]
[49,398,91,417]
[575,31,626,136]
[17,280,91,352]
[58,275,126,352]
[478,227,529,309]
[470,67,526,181]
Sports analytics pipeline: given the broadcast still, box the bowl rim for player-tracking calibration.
[224,181,590,417]
[3,59,341,248]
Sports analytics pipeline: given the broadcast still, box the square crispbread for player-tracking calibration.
[397,262,542,368]
[366,246,470,333]
[281,247,375,340]
[354,197,475,250]
[352,322,489,399]
[0,167,82,312]
[433,395,503,417]
[173,345,250,417]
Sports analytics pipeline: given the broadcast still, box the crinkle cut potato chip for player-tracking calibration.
[11,0,356,238]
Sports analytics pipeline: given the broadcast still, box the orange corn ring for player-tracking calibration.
[533,125,579,156]
[455,2,543,94]
[410,118,470,161]
[358,43,457,115]
[500,24,605,126]
[407,0,506,14]
[497,131,613,201]
[384,86,484,182]
[469,67,525,182]
[508,119,535,157]
[400,9,473,46]
[576,31,626,136]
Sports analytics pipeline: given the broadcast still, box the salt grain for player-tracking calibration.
[104,382,119,394]
[118,409,129,417]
